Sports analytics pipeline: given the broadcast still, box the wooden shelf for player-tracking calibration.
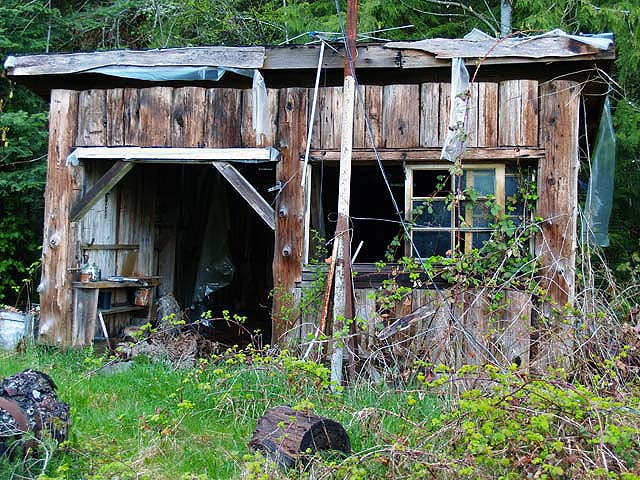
[73,278,159,289]
[99,305,146,315]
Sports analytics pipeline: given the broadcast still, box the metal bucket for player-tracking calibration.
[0,311,33,350]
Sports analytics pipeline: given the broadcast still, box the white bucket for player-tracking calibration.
[0,310,33,350]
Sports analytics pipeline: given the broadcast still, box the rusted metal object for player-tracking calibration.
[0,370,70,456]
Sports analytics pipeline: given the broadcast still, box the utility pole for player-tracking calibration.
[330,0,357,389]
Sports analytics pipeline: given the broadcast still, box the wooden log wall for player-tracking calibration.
[41,78,577,349]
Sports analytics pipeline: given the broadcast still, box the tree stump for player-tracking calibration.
[249,406,351,467]
[0,369,70,456]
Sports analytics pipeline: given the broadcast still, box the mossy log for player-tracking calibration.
[249,406,351,467]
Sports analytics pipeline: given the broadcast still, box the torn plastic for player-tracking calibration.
[87,65,225,81]
[440,58,470,162]
[252,70,270,142]
[582,96,616,247]
[191,177,235,307]
[535,29,614,50]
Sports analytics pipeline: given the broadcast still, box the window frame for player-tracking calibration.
[405,163,511,258]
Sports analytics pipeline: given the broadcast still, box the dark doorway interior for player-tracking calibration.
[157,164,275,347]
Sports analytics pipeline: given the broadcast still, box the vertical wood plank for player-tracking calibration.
[465,83,479,147]
[353,85,366,149]
[537,80,580,366]
[116,168,157,276]
[79,163,118,277]
[308,88,322,149]
[498,80,521,146]
[205,88,242,147]
[72,289,98,346]
[521,80,539,146]
[366,85,383,148]
[382,84,420,148]
[498,290,531,368]
[39,90,80,345]
[318,87,342,149]
[460,290,490,368]
[123,88,140,146]
[272,88,308,343]
[438,83,451,148]
[171,87,206,147]
[477,82,498,147]
[420,83,440,147]
[138,87,173,146]
[76,90,106,147]
[106,88,125,146]
[499,80,538,146]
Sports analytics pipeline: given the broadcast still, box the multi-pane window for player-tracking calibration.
[406,164,533,259]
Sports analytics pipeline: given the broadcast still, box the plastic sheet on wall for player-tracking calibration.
[582,96,616,247]
[440,57,470,162]
[192,178,235,308]
[252,70,270,141]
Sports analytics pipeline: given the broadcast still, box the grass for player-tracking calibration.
[0,346,439,479]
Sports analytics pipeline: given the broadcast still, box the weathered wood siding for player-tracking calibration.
[41,77,580,351]
[39,90,81,345]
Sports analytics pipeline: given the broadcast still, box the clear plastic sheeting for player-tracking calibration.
[88,65,225,81]
[252,70,270,141]
[440,57,470,162]
[582,96,616,247]
[191,178,235,308]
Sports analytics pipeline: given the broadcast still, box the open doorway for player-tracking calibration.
[155,163,276,347]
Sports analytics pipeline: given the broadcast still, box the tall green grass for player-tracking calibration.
[0,347,438,479]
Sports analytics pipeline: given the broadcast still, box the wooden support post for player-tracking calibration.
[272,88,307,343]
[212,161,275,230]
[39,90,80,345]
[537,80,580,368]
[331,0,358,388]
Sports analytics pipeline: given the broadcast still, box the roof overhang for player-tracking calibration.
[4,35,615,95]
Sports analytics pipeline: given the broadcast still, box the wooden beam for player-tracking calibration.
[308,147,545,162]
[70,161,134,222]
[67,146,280,165]
[5,47,265,76]
[212,162,275,231]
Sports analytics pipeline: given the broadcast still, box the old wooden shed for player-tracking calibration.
[5,33,614,367]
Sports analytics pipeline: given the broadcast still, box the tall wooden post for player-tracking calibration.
[331,0,357,388]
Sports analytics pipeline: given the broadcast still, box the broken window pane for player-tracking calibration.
[413,200,451,227]
[413,230,451,257]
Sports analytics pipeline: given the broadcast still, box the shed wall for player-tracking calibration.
[39,79,578,350]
